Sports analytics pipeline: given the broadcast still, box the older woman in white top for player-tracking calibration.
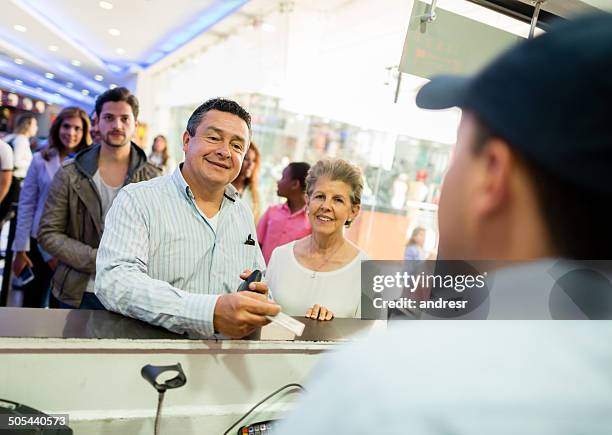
[12,107,91,307]
[266,159,368,320]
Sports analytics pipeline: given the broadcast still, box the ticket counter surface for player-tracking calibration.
[0,308,384,434]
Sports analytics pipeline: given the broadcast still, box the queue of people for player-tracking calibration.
[12,107,91,308]
[2,86,369,323]
[3,12,609,335]
[38,87,161,309]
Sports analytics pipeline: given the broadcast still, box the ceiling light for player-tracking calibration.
[99,1,113,9]
[71,60,81,67]
[15,80,23,86]
[45,72,55,79]
[261,23,276,33]
[94,75,104,81]
[81,89,90,95]
[109,84,117,89]
[14,24,27,32]
[108,28,120,36]
[48,45,58,52]
[66,82,73,88]
[14,58,24,65]
[115,48,126,55]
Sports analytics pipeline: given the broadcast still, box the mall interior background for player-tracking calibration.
[1,0,606,260]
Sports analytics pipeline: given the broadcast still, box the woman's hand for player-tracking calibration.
[306,304,334,321]
[12,251,33,276]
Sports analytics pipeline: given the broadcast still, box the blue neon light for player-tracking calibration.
[0,33,107,96]
[143,0,250,66]
[0,0,250,103]
[0,75,69,106]
[107,64,123,73]
[0,60,95,106]
[54,63,106,94]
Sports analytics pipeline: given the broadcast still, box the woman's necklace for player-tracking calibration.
[309,237,344,278]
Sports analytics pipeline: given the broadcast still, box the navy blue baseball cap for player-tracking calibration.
[416,12,612,194]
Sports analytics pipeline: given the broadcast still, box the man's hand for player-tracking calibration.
[213,291,280,338]
[12,251,33,276]
[239,269,268,296]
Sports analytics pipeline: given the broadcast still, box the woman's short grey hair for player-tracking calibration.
[305,159,364,207]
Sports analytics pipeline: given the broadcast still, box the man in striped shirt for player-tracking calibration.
[95,98,280,338]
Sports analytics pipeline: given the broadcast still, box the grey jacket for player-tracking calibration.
[38,143,161,307]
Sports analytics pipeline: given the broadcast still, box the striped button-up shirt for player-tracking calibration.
[95,167,265,337]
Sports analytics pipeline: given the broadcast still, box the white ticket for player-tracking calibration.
[266,312,305,336]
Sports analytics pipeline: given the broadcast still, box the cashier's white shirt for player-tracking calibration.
[266,240,368,318]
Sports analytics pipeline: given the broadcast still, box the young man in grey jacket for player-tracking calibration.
[38,87,160,309]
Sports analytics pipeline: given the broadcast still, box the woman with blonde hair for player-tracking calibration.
[232,141,261,222]
[266,158,368,320]
[12,106,91,307]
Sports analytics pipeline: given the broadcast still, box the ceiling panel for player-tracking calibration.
[0,0,250,108]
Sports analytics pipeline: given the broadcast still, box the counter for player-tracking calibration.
[0,308,384,434]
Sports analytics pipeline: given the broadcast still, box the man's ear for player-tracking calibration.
[182,130,190,153]
[474,138,514,219]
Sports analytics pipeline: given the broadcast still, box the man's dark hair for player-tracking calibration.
[471,115,612,259]
[288,162,311,192]
[95,87,139,119]
[186,98,251,137]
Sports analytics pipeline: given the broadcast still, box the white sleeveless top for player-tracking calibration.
[266,240,368,318]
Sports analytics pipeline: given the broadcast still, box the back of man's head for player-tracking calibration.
[95,87,139,120]
[417,12,612,259]
[186,98,251,137]
[14,114,36,135]
[288,162,311,192]
[469,114,611,259]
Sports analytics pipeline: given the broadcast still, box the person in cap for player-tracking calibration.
[277,13,612,434]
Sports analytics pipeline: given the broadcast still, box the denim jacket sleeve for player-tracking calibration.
[13,156,42,252]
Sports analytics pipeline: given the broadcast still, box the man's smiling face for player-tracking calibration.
[182,109,250,189]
